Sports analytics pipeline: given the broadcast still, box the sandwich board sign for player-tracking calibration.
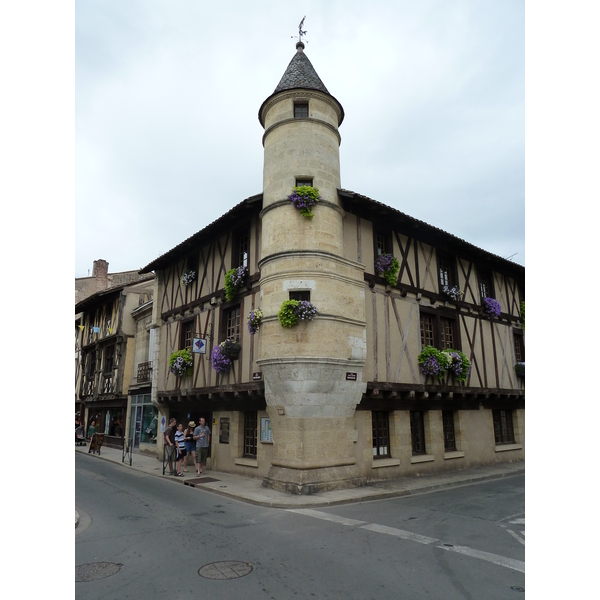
[192,338,207,354]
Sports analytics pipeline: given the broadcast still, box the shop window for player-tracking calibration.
[410,411,426,455]
[243,411,257,458]
[442,410,457,452]
[372,411,390,458]
[129,394,158,447]
[219,418,230,444]
[294,102,308,118]
[493,409,515,445]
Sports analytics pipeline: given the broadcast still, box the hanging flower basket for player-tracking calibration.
[278,300,318,328]
[375,253,400,287]
[210,338,241,373]
[181,270,196,285]
[247,308,263,335]
[442,350,471,383]
[514,362,525,378]
[287,185,321,219]
[418,346,471,383]
[483,297,501,320]
[224,266,247,302]
[169,349,193,377]
[443,285,464,302]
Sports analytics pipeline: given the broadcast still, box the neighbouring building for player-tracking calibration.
[75,275,154,447]
[138,42,524,494]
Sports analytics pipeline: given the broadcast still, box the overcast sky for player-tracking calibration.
[75,0,524,276]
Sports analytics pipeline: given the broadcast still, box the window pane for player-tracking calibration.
[244,411,257,458]
[420,314,435,346]
[442,410,456,451]
[372,411,390,458]
[410,411,426,455]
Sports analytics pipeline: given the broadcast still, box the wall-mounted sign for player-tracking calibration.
[192,338,207,354]
[346,372,357,381]
[253,372,262,381]
[260,417,273,443]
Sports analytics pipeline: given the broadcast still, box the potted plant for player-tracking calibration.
[514,362,525,378]
[483,297,501,320]
[418,346,471,383]
[443,285,464,302]
[247,308,263,335]
[169,349,193,377]
[180,270,196,285]
[278,299,318,328]
[418,346,449,380]
[287,185,321,219]
[210,338,241,373]
[442,350,471,383]
[375,253,400,287]
[224,265,247,302]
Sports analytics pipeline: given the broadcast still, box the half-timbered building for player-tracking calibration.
[139,41,524,494]
[75,276,154,448]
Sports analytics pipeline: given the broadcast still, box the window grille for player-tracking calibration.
[372,411,390,458]
[493,409,515,445]
[243,411,257,458]
[410,411,426,455]
[442,410,457,451]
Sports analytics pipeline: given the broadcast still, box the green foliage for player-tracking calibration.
[383,257,400,286]
[418,346,471,383]
[278,300,299,328]
[169,349,193,377]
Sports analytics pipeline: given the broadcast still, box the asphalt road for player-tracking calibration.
[76,452,525,599]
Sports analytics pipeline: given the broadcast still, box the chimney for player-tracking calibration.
[92,259,109,292]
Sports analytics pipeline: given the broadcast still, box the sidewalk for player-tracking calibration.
[75,444,524,509]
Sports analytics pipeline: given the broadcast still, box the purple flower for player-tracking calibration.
[483,297,501,319]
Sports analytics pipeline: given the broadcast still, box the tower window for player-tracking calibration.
[294,103,308,118]
[295,178,313,187]
[289,291,310,302]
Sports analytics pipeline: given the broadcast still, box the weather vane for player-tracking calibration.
[292,16,308,45]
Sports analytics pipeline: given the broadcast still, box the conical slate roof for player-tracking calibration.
[273,43,330,94]
[258,42,344,127]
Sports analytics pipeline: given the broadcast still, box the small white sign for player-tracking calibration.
[192,338,207,354]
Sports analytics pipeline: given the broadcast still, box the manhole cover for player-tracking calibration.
[185,477,220,486]
[199,561,253,580]
[511,586,525,592]
[76,562,122,582]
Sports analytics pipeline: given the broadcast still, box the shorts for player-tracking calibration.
[197,447,209,463]
[185,441,196,454]
[164,445,175,461]
[177,448,187,460]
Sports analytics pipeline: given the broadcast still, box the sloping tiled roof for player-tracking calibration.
[338,188,524,277]
[74,274,154,314]
[139,194,263,274]
[274,44,330,95]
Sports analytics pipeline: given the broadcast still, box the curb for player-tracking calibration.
[76,449,524,509]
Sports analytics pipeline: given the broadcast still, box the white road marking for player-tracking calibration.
[505,528,526,546]
[509,518,525,525]
[287,508,524,573]
[287,508,367,527]
[360,523,438,545]
[438,544,525,573]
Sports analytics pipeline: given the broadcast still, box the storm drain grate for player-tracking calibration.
[76,562,122,582]
[199,561,253,580]
[184,477,220,486]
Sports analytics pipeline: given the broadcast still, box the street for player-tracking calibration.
[76,453,525,599]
